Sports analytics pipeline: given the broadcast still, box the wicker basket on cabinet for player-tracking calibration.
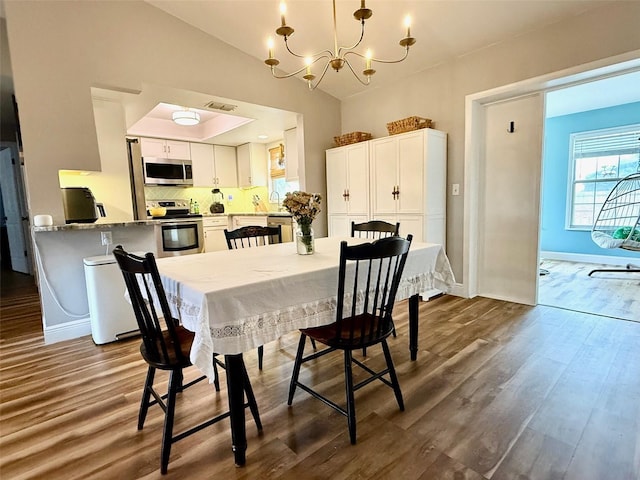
[386,116,433,135]
[333,131,372,147]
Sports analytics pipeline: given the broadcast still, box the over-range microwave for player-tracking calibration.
[143,157,193,186]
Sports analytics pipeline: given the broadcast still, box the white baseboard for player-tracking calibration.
[43,317,92,344]
[540,250,639,267]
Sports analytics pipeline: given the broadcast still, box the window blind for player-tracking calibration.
[574,127,640,158]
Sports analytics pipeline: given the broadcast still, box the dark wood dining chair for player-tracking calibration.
[352,219,401,346]
[112,245,262,474]
[223,224,282,370]
[287,235,413,444]
[351,220,400,239]
[224,225,282,250]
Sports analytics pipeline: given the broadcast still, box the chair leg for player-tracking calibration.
[310,338,317,350]
[381,339,404,411]
[241,361,263,431]
[344,349,357,444]
[160,369,180,474]
[138,366,156,430]
[288,334,307,405]
[258,345,264,370]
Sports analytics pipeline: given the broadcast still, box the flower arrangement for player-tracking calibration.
[283,191,322,254]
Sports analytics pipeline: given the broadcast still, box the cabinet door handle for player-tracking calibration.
[343,189,349,200]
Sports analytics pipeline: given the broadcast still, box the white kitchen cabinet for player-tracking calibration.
[370,129,447,245]
[203,216,228,252]
[237,143,268,187]
[284,127,299,182]
[140,137,190,160]
[326,142,370,237]
[213,145,238,187]
[191,143,238,187]
[230,215,268,229]
[190,143,215,187]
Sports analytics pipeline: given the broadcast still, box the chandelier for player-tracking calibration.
[264,0,416,90]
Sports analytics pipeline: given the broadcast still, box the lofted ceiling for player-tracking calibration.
[2,1,637,147]
[145,0,610,100]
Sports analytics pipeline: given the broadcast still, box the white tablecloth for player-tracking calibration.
[156,236,455,379]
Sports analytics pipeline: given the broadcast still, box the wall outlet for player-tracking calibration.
[100,231,113,246]
[452,184,460,196]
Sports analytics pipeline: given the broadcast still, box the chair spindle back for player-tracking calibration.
[224,225,282,250]
[113,246,187,366]
[335,235,412,347]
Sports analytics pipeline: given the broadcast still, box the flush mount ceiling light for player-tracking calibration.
[172,109,201,126]
[264,0,416,91]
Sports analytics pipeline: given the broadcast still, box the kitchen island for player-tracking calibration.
[33,213,295,344]
[32,221,157,344]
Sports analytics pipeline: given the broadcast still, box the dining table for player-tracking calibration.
[155,236,455,466]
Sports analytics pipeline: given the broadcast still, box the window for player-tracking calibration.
[567,124,639,230]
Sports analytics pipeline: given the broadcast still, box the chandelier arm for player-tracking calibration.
[308,61,333,91]
[269,64,314,80]
[342,57,372,86]
[269,53,333,80]
[337,20,366,57]
[343,47,410,65]
[283,36,333,60]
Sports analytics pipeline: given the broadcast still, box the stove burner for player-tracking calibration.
[146,199,201,219]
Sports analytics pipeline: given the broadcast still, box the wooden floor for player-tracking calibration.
[1,269,639,479]
[538,259,640,322]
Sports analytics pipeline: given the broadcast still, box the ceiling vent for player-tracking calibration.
[204,101,237,112]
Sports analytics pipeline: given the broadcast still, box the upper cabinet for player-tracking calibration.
[140,137,190,160]
[369,129,447,244]
[237,143,268,187]
[325,128,447,244]
[284,128,299,182]
[213,145,238,187]
[326,142,370,236]
[190,143,238,187]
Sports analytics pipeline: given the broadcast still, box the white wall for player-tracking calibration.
[59,98,134,223]
[4,0,340,236]
[341,1,640,280]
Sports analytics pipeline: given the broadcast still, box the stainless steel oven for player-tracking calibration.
[154,219,204,257]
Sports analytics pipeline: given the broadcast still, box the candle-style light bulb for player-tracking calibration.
[280,2,287,26]
[267,37,274,59]
[305,56,313,75]
[365,49,372,70]
[404,15,411,38]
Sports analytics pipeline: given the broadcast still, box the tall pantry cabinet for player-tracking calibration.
[326,128,447,245]
[325,142,370,237]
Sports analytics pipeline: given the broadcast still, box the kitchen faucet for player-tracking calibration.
[269,191,281,210]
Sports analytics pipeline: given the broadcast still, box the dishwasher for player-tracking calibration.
[267,215,293,243]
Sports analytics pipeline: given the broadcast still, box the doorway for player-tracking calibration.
[463,51,640,305]
[0,145,32,275]
[537,73,640,321]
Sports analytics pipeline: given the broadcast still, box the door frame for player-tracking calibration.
[463,50,640,299]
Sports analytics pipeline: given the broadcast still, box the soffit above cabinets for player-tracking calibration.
[127,102,255,143]
[92,85,298,146]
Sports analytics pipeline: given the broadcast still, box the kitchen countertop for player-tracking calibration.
[33,212,292,232]
[202,212,292,217]
[32,217,195,232]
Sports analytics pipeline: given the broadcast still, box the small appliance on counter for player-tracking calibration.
[145,199,202,219]
[210,188,225,213]
[61,187,106,224]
